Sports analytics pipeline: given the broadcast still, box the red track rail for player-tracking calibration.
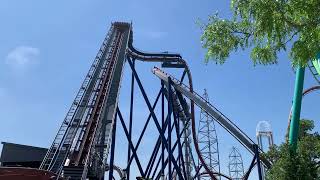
[73,31,124,166]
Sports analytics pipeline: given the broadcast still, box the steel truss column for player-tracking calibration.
[197,89,220,179]
[228,147,244,180]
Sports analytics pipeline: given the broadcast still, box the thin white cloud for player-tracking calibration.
[5,46,40,68]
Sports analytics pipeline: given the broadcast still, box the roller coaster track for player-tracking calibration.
[41,22,270,179]
[152,67,271,168]
[127,36,222,180]
[286,85,320,141]
[308,59,320,84]
[285,58,320,142]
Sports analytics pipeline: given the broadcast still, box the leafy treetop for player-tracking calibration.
[201,0,320,66]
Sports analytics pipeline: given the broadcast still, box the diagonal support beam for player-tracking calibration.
[117,108,146,177]
[127,58,184,179]
[152,117,192,180]
[127,89,162,169]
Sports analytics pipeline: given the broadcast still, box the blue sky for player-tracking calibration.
[0,0,319,179]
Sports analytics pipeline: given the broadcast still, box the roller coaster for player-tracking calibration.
[0,17,319,179]
[35,22,274,180]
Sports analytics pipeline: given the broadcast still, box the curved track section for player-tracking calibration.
[286,85,320,140]
[308,58,320,84]
[128,26,271,179]
[105,165,126,179]
[127,38,220,179]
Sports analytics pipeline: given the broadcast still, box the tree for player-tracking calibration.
[265,119,320,180]
[200,1,320,178]
[200,0,320,66]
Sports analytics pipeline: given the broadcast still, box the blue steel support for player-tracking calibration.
[152,121,183,180]
[150,87,189,179]
[172,100,187,178]
[127,58,135,180]
[127,58,184,179]
[193,165,202,180]
[153,127,189,180]
[148,114,178,177]
[146,138,162,177]
[151,154,163,179]
[150,118,182,179]
[147,113,175,178]
[254,144,263,180]
[149,154,162,179]
[117,107,146,177]
[108,114,117,180]
[154,146,185,180]
[146,93,171,177]
[168,77,173,180]
[145,103,172,178]
[168,80,188,179]
[161,81,165,179]
[180,70,187,83]
[242,145,263,180]
[243,154,257,179]
[126,90,162,168]
[145,107,174,177]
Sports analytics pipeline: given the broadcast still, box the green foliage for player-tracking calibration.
[265,119,320,180]
[201,0,320,66]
